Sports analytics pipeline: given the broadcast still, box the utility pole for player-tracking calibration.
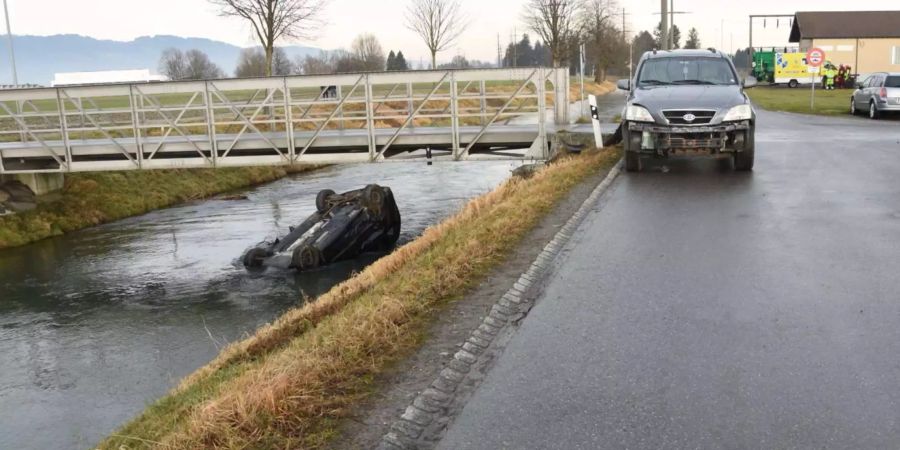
[668,0,674,50]
[660,0,669,50]
[3,0,17,86]
[497,33,502,68]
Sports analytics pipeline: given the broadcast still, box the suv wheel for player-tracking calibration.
[623,126,642,172]
[733,128,755,172]
[850,98,857,115]
[869,101,881,120]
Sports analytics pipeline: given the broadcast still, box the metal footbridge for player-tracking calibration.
[0,68,571,174]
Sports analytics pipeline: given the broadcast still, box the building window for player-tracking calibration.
[894,47,900,65]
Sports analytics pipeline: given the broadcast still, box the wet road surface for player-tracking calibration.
[439,109,900,448]
[0,161,517,450]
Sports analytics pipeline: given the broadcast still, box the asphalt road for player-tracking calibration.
[438,108,900,449]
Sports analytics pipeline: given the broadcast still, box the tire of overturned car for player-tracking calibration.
[292,245,322,271]
[362,184,385,215]
[316,189,336,213]
[242,247,269,269]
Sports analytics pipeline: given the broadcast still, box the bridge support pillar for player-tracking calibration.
[1,173,65,195]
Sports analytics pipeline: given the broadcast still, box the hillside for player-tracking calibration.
[0,34,321,85]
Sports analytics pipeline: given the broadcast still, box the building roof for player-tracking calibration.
[790,11,900,42]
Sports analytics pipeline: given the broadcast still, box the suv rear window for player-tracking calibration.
[886,76,900,88]
[638,57,737,86]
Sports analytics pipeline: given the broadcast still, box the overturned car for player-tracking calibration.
[242,184,401,271]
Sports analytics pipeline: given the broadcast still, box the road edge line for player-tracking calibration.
[379,158,624,449]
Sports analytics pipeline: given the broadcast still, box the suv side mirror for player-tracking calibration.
[617,79,631,91]
[743,76,758,89]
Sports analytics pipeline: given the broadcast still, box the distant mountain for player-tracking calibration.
[0,34,322,85]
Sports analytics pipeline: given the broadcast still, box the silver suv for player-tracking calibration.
[851,72,900,119]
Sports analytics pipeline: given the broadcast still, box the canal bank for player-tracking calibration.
[96,148,621,450]
[0,161,518,450]
[0,165,318,250]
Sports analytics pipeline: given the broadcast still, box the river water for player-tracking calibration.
[0,161,517,450]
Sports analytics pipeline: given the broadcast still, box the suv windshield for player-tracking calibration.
[638,57,737,86]
[886,76,900,88]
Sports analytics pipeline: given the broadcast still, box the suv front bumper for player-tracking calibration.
[627,120,752,155]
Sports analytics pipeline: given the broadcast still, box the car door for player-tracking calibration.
[854,76,869,107]
[868,74,884,104]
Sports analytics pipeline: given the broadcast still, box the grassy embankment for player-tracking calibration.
[746,86,851,116]
[98,147,622,450]
[0,166,316,249]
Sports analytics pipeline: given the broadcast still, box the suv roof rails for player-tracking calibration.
[707,48,717,54]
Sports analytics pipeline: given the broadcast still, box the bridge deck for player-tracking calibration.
[0,67,572,173]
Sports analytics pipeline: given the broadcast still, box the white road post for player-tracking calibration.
[589,94,603,149]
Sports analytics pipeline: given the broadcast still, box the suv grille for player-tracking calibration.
[663,110,717,125]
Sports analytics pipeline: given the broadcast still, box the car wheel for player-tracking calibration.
[292,245,321,271]
[242,247,268,269]
[850,98,857,115]
[788,79,799,89]
[869,101,881,120]
[733,128,755,172]
[623,126,642,173]
[362,184,385,214]
[316,189,336,213]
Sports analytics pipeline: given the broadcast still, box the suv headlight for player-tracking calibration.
[624,105,654,122]
[723,104,753,122]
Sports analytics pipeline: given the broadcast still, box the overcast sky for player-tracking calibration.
[3,0,899,65]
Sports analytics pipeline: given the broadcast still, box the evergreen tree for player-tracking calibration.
[386,50,397,70]
[653,22,682,49]
[631,31,657,67]
[685,28,701,50]
[395,51,409,70]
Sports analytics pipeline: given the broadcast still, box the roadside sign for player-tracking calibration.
[808,66,821,74]
[806,48,826,67]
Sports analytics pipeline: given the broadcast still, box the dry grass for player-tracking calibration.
[98,147,622,450]
[569,80,617,103]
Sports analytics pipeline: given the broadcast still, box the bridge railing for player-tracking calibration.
[0,67,569,173]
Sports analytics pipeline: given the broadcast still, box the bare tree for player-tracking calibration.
[579,0,626,81]
[210,0,329,76]
[159,48,224,80]
[235,47,295,77]
[523,0,581,67]
[184,50,225,79]
[405,0,468,69]
[351,33,386,71]
[159,48,188,80]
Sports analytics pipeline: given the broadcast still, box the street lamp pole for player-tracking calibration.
[2,0,17,86]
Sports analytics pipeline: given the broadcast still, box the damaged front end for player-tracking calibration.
[625,120,753,157]
[242,184,401,272]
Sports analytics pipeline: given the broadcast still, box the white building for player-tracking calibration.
[51,69,168,87]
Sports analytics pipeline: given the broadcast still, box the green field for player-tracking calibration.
[746,86,852,116]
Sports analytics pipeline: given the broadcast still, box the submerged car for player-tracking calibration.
[616,49,758,172]
[242,184,401,271]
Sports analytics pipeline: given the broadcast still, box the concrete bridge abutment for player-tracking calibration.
[0,173,65,196]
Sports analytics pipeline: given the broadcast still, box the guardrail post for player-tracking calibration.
[450,71,461,158]
[283,77,295,164]
[537,68,548,159]
[128,85,143,169]
[479,79,487,126]
[204,81,218,168]
[364,74,377,161]
[407,81,414,129]
[55,88,72,172]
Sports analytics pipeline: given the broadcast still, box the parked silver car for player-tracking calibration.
[851,72,900,119]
